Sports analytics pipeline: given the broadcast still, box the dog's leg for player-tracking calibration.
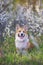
[22,49,28,55]
[16,48,22,55]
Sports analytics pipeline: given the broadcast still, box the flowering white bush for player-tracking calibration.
[0,0,43,39]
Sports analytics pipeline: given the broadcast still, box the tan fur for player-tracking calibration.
[16,27,27,34]
[27,42,34,49]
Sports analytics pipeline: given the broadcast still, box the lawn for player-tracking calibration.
[0,35,43,65]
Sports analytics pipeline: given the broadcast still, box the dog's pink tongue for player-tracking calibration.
[20,37,23,39]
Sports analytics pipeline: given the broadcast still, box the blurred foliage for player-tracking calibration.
[13,0,27,4]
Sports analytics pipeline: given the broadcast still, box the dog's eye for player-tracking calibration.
[23,31,25,33]
[19,31,21,32]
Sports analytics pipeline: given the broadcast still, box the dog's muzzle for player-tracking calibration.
[18,33,25,38]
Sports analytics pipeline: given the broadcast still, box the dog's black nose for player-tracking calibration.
[21,33,23,36]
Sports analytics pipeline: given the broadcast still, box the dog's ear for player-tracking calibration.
[24,25,28,31]
[16,24,20,30]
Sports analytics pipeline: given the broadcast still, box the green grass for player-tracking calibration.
[0,35,43,65]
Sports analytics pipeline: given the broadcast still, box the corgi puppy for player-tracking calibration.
[15,24,34,54]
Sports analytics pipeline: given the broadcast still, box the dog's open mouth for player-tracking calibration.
[18,34,25,39]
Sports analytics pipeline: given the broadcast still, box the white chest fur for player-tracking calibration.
[15,38,29,49]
